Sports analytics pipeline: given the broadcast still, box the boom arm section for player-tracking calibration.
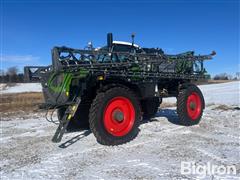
[24,46,215,82]
[50,46,215,77]
[24,66,51,82]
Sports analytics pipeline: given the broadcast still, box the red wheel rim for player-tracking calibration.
[103,96,135,137]
[186,92,202,120]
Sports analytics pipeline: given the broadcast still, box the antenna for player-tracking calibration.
[131,33,135,46]
[107,33,113,48]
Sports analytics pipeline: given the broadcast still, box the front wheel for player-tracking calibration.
[177,84,205,126]
[89,86,141,145]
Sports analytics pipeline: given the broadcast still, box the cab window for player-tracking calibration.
[113,45,132,52]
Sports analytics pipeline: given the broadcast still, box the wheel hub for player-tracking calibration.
[189,101,196,110]
[113,109,124,122]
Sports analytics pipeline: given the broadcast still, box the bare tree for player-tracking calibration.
[0,69,4,76]
[236,72,240,80]
[227,74,233,80]
[0,69,5,83]
[213,73,229,80]
[6,66,18,76]
[6,66,19,83]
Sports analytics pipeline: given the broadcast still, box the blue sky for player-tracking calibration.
[1,0,239,76]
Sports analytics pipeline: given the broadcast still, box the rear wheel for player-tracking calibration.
[141,97,162,118]
[89,86,141,145]
[177,84,204,126]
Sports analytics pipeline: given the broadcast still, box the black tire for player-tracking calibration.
[177,84,205,126]
[141,97,162,118]
[89,86,141,145]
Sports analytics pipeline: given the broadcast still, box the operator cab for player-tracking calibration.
[97,41,142,63]
[98,41,141,52]
[112,41,141,53]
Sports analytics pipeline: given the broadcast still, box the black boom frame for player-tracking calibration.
[24,45,215,83]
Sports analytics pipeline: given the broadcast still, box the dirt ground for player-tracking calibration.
[0,92,43,115]
[1,105,239,180]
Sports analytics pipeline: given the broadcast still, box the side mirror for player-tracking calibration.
[107,33,113,48]
[211,51,216,56]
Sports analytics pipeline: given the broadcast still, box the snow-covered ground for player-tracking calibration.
[0,83,42,94]
[200,81,240,106]
[164,81,240,106]
[0,81,239,179]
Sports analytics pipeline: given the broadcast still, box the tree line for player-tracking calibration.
[0,67,24,83]
[213,72,240,80]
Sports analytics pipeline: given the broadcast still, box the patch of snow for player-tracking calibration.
[200,81,240,106]
[0,83,42,94]
[0,107,240,179]
[1,81,240,179]
[163,81,240,106]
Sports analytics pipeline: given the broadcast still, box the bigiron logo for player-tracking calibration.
[181,161,237,178]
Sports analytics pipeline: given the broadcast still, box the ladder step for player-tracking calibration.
[51,97,81,143]
[52,118,70,143]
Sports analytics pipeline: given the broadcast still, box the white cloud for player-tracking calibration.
[1,55,40,63]
[0,55,43,72]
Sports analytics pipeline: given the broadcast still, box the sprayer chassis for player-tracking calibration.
[24,34,215,145]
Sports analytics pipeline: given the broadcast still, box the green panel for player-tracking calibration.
[46,68,89,95]
[75,68,89,78]
[47,72,72,93]
[131,66,141,72]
